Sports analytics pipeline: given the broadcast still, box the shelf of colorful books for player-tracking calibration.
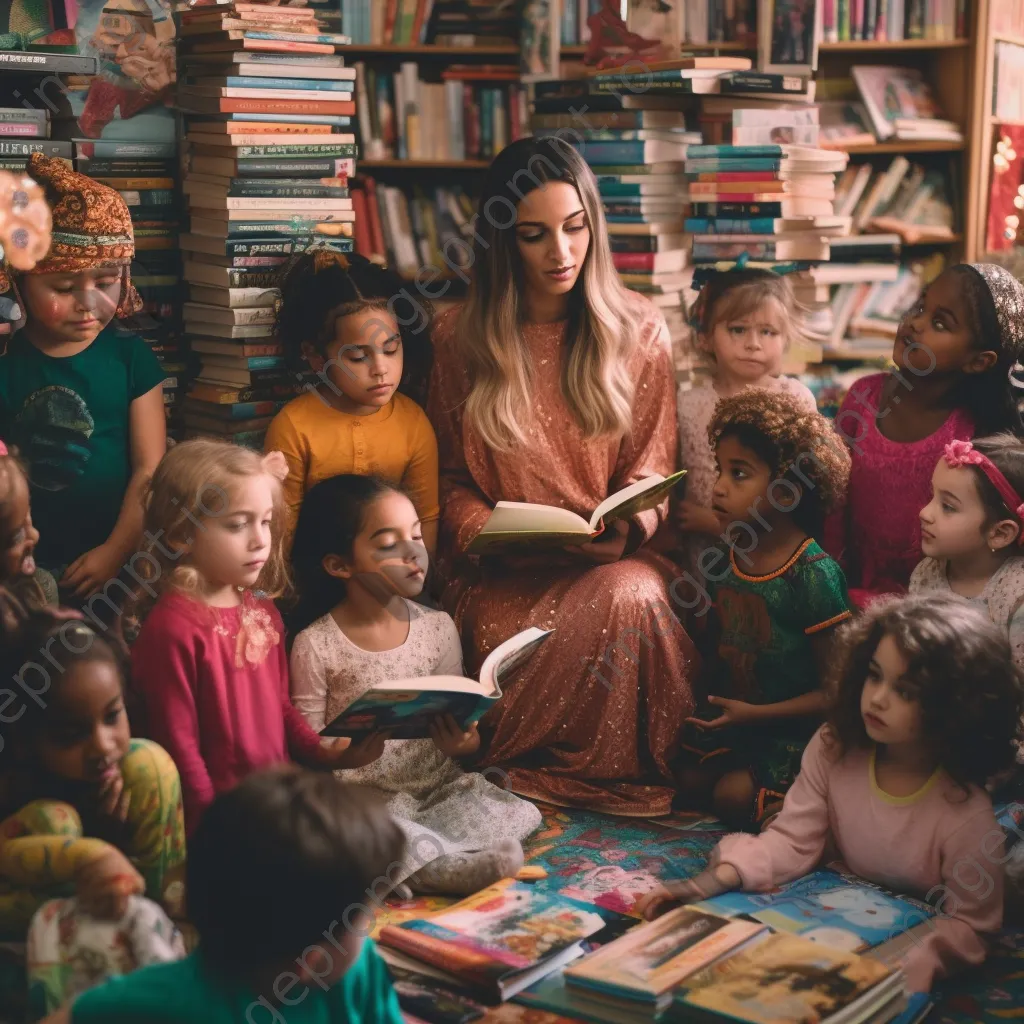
[359,158,492,169]
[819,39,969,52]
[840,140,967,154]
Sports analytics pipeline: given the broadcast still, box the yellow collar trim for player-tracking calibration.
[869,747,942,806]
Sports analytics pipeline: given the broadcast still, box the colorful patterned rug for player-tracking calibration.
[381,804,1024,1024]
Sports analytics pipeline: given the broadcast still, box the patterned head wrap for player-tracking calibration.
[0,153,142,319]
[964,263,1024,356]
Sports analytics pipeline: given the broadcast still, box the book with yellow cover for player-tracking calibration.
[467,471,686,552]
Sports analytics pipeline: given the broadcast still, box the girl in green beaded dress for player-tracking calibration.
[676,387,853,829]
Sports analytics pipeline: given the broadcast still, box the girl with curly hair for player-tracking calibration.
[641,593,1024,994]
[129,440,353,833]
[673,269,818,569]
[912,434,1024,670]
[264,250,437,553]
[675,387,852,829]
[825,264,1024,607]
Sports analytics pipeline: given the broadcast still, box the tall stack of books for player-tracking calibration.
[175,0,355,449]
[682,142,850,362]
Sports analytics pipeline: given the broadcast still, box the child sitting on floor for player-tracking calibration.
[0,154,166,602]
[289,474,541,895]
[673,268,817,569]
[826,263,1024,606]
[912,434,1024,669]
[43,767,406,1024]
[129,440,352,834]
[0,591,185,940]
[264,250,438,554]
[641,593,1024,994]
[675,387,852,829]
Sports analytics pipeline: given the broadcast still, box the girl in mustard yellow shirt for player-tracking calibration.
[266,251,438,554]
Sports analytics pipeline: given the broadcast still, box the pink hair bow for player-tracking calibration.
[262,450,288,482]
[943,439,1024,527]
[0,441,7,457]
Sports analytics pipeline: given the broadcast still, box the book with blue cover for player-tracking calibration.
[693,868,935,954]
[320,626,552,739]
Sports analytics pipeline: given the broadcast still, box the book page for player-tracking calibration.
[479,626,554,693]
[481,501,593,537]
[589,470,686,530]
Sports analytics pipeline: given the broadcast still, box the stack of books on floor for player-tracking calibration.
[175,0,357,449]
[350,176,476,279]
[382,873,921,1024]
[823,0,967,42]
[353,61,525,162]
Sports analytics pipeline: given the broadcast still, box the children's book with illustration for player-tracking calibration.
[665,931,904,1024]
[564,906,767,1013]
[693,867,935,955]
[320,626,552,740]
[467,471,686,552]
[377,878,612,1002]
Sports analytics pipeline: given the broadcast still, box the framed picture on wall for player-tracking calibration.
[758,0,821,76]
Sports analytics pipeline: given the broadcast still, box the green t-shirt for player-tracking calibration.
[0,323,164,572]
[71,941,404,1024]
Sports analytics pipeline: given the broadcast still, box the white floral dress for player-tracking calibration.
[289,600,542,882]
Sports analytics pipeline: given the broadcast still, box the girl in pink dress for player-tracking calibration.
[638,593,1024,993]
[825,263,1024,607]
[129,440,352,833]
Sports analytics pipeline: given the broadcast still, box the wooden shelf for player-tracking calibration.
[819,38,969,51]
[993,33,1024,47]
[359,158,490,169]
[841,139,966,153]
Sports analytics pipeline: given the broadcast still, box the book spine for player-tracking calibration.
[686,217,778,232]
[720,73,808,93]
[224,77,355,92]
[227,143,357,157]
[690,200,786,216]
[235,158,356,175]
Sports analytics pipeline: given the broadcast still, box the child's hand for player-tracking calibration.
[96,768,131,824]
[634,864,742,920]
[674,501,722,535]
[685,696,763,730]
[62,543,125,599]
[430,715,481,758]
[76,848,144,920]
[327,731,391,769]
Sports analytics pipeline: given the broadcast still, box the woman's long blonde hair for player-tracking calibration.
[132,439,290,621]
[455,137,642,451]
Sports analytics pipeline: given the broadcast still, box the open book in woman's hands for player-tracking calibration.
[319,626,553,740]
[466,471,686,553]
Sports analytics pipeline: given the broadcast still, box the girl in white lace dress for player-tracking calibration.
[912,434,1024,670]
[673,269,817,570]
[288,474,541,896]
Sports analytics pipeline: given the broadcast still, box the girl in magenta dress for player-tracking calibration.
[825,263,1024,607]
[129,440,352,833]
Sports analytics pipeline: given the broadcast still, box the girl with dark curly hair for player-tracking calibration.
[675,387,853,829]
[264,250,437,554]
[642,593,1024,994]
[825,263,1024,608]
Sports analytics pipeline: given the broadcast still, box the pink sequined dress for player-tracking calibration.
[427,301,699,817]
[824,373,974,607]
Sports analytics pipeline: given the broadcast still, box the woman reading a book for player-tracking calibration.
[427,136,697,817]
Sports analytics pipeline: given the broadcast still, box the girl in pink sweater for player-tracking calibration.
[825,264,1024,608]
[640,593,1024,993]
[130,440,352,833]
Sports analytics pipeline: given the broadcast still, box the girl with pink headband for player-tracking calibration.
[825,263,1024,608]
[912,434,1024,670]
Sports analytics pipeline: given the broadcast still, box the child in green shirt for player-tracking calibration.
[0,153,166,603]
[42,768,407,1024]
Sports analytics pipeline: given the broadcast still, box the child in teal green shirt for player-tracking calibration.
[42,768,407,1024]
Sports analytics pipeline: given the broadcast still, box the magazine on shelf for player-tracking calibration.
[466,471,686,552]
[320,626,552,739]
